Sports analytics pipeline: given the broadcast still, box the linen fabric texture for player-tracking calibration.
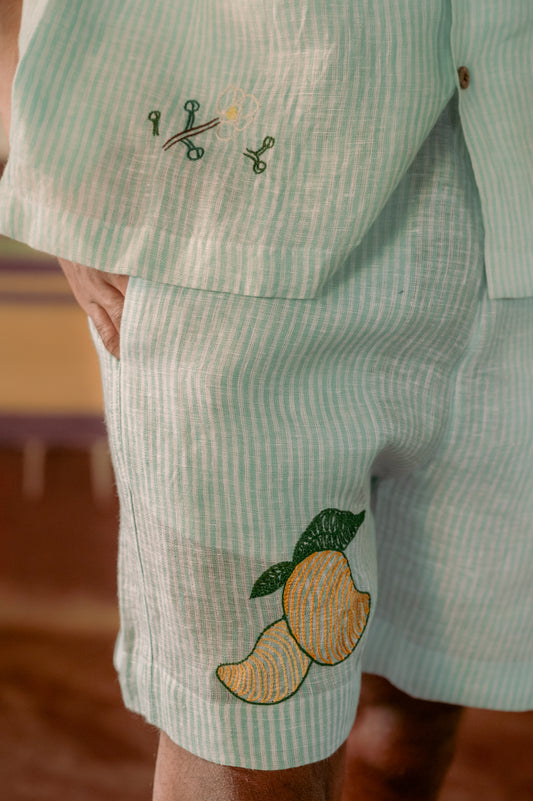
[0,0,532,299]
[90,98,533,770]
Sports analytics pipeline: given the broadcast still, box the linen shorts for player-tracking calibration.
[91,95,533,770]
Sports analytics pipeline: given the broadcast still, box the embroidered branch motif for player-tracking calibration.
[216,508,370,704]
[163,100,220,160]
[152,86,268,166]
[243,136,275,175]
[148,110,161,136]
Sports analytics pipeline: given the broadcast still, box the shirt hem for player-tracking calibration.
[0,189,331,300]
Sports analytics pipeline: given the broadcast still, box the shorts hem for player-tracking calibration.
[114,647,361,770]
[362,617,533,711]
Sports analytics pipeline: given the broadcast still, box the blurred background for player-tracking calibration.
[0,118,158,799]
[0,119,532,801]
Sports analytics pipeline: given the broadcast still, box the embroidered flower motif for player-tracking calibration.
[215,86,260,140]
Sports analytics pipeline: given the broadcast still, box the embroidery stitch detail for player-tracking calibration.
[243,136,275,175]
[216,508,370,704]
[217,620,311,705]
[148,110,161,136]
[215,86,260,140]
[162,100,221,160]
[153,87,269,165]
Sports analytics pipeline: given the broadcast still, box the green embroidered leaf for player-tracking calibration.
[292,508,366,565]
[250,561,294,599]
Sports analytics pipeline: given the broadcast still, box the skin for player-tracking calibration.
[0,0,22,138]
[153,734,347,801]
[1,7,463,798]
[342,675,463,801]
[56,260,129,360]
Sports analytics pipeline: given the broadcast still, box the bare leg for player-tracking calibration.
[342,674,463,801]
[153,731,346,801]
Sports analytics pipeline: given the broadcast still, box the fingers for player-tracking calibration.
[87,301,122,359]
[58,259,129,358]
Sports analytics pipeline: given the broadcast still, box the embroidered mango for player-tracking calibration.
[283,550,370,665]
[216,619,311,704]
[216,508,371,704]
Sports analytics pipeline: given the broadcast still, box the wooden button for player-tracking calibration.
[458,66,470,89]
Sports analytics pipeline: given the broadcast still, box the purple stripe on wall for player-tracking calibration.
[0,414,107,445]
[0,258,61,274]
[0,292,76,305]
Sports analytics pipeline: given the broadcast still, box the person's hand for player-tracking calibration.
[58,259,129,359]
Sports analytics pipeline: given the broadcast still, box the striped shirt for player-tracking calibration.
[0,0,532,299]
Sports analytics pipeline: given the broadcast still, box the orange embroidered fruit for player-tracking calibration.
[282,550,370,665]
[217,510,370,704]
[216,619,311,704]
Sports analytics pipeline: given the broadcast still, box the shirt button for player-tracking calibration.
[458,66,470,89]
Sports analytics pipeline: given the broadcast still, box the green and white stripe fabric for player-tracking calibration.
[91,98,533,769]
[0,0,532,298]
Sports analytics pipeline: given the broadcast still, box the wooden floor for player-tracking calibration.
[0,448,532,800]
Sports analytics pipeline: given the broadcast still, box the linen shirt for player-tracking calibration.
[0,0,531,299]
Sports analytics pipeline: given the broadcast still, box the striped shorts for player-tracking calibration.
[91,95,533,770]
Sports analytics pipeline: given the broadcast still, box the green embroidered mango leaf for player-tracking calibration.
[292,508,366,565]
[250,561,294,599]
